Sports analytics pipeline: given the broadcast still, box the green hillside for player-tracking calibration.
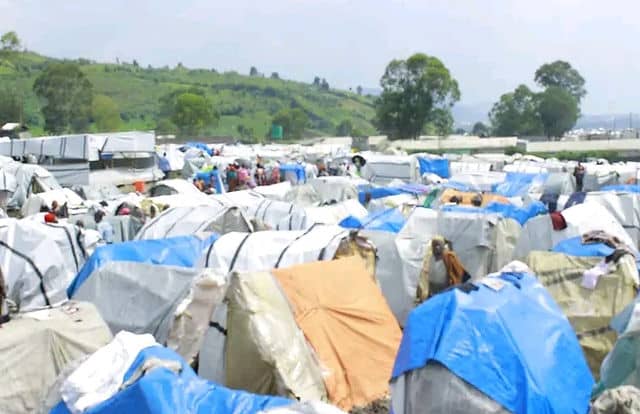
[0,50,377,139]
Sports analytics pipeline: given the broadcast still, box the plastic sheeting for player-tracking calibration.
[49,343,293,414]
[417,157,450,178]
[135,204,252,240]
[526,251,639,375]
[69,235,217,297]
[0,302,112,414]
[339,208,406,233]
[280,163,306,184]
[391,269,594,414]
[0,218,86,310]
[602,184,640,193]
[225,270,327,401]
[552,237,616,257]
[492,172,548,198]
[441,201,547,225]
[357,183,429,204]
[273,257,402,411]
[246,199,306,231]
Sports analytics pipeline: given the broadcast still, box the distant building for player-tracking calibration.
[0,123,31,139]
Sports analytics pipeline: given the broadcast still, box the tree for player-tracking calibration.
[454,128,466,135]
[0,88,22,125]
[1,31,20,51]
[320,79,330,91]
[534,60,586,103]
[132,59,139,68]
[91,95,121,132]
[428,108,453,136]
[472,121,490,137]
[538,86,579,139]
[33,62,93,134]
[336,120,353,136]
[272,108,309,140]
[313,76,321,87]
[270,72,280,80]
[236,124,255,140]
[356,86,363,96]
[250,66,259,77]
[155,118,178,135]
[171,93,218,136]
[489,85,543,137]
[374,53,460,139]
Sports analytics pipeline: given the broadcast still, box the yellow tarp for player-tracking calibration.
[439,188,509,207]
[526,251,638,376]
[273,256,402,411]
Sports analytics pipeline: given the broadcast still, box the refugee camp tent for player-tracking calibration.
[299,199,369,227]
[437,188,510,207]
[69,236,222,349]
[593,294,640,397]
[308,176,368,203]
[526,248,638,375]
[245,198,306,231]
[21,188,88,217]
[44,332,295,414]
[225,257,402,411]
[357,153,419,185]
[252,181,293,200]
[0,218,89,311]
[136,204,252,240]
[0,302,112,414]
[514,203,635,259]
[81,214,143,243]
[4,161,63,211]
[390,264,594,414]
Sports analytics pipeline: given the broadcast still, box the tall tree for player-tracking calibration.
[312,76,321,87]
[0,31,20,51]
[472,121,490,136]
[272,108,308,140]
[0,88,22,125]
[270,72,280,80]
[538,86,579,139]
[91,95,121,132]
[489,85,543,137]
[33,62,93,134]
[534,60,586,103]
[171,93,218,136]
[374,53,460,139]
[356,85,363,96]
[250,66,259,76]
[336,119,353,136]
[429,108,453,136]
[320,79,330,90]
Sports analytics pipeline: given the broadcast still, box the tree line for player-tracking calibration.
[0,30,586,140]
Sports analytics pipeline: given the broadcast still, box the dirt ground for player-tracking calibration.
[349,398,390,414]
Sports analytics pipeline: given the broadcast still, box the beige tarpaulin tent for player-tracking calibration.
[0,302,112,414]
[273,256,402,411]
[526,251,638,375]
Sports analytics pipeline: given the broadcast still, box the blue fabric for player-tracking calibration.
[340,208,406,233]
[441,181,471,192]
[68,235,218,297]
[440,201,546,225]
[51,345,291,414]
[564,192,587,209]
[158,157,171,173]
[601,184,640,193]
[392,272,594,414]
[417,157,450,178]
[358,183,430,204]
[552,237,615,258]
[195,169,224,193]
[279,163,306,183]
[183,142,214,156]
[492,172,548,197]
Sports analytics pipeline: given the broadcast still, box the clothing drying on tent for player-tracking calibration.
[526,249,638,375]
[391,263,594,414]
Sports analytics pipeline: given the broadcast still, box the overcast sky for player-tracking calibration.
[2,0,638,114]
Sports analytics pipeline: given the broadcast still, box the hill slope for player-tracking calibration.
[0,50,377,138]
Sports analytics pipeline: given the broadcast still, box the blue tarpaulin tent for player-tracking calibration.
[183,142,214,156]
[392,271,594,414]
[50,345,292,414]
[440,201,547,225]
[195,169,224,193]
[68,235,218,297]
[417,157,450,178]
[340,208,406,233]
[552,236,616,258]
[357,183,430,204]
[492,172,548,198]
[279,163,306,183]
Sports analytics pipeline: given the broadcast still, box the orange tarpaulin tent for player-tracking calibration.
[439,188,510,207]
[273,256,402,411]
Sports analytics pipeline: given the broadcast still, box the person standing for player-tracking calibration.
[95,210,114,244]
[574,162,586,192]
[158,152,171,180]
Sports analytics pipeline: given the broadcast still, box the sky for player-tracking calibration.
[2,0,639,114]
